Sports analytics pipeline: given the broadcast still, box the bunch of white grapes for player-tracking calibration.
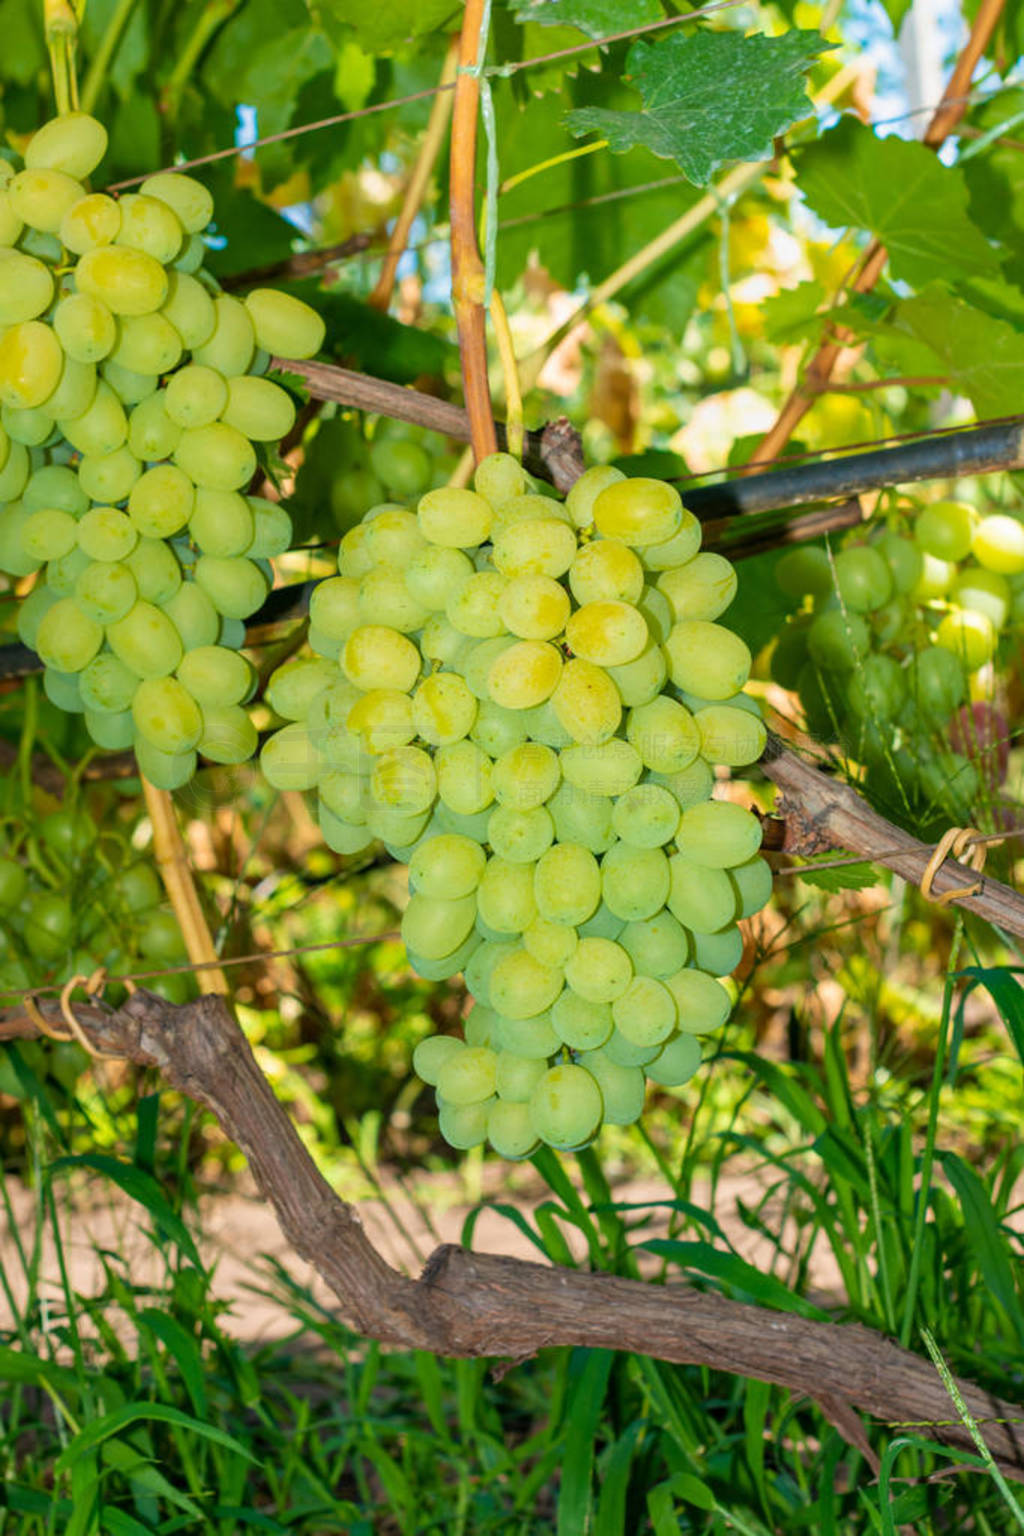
[260,452,772,1157]
[0,110,324,786]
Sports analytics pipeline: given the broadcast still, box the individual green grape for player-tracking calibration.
[189,488,253,557]
[9,168,84,232]
[106,600,183,678]
[164,364,228,428]
[221,375,296,440]
[116,192,183,264]
[370,745,437,817]
[476,857,538,934]
[474,449,527,506]
[774,544,832,600]
[193,555,268,619]
[243,288,325,359]
[547,781,616,854]
[915,499,975,562]
[657,551,737,621]
[134,737,198,790]
[492,518,576,579]
[935,608,996,671]
[533,841,601,926]
[665,968,732,1034]
[569,538,644,606]
[565,599,647,666]
[600,842,669,922]
[76,245,169,316]
[413,1034,466,1087]
[16,584,59,648]
[405,545,474,611]
[692,924,744,976]
[550,658,621,745]
[78,444,142,504]
[21,507,78,562]
[952,566,1010,631]
[409,833,486,899]
[619,909,690,978]
[343,625,421,693]
[132,676,203,753]
[487,805,555,863]
[807,608,870,670]
[101,359,158,404]
[564,464,624,528]
[663,620,752,698]
[626,695,700,773]
[0,321,64,409]
[26,111,107,178]
[610,783,679,847]
[24,891,74,959]
[529,1064,602,1150]
[84,707,135,748]
[124,537,182,604]
[438,1097,492,1150]
[875,531,922,595]
[266,657,339,720]
[577,902,626,941]
[261,723,322,790]
[48,356,98,422]
[676,800,762,869]
[127,464,194,539]
[906,645,967,724]
[0,249,55,325]
[359,566,431,634]
[140,171,214,234]
[246,498,291,558]
[191,294,255,376]
[563,936,632,1003]
[972,513,1024,574]
[347,689,415,754]
[492,742,560,809]
[74,559,138,623]
[605,636,669,708]
[522,915,578,970]
[490,948,563,1019]
[667,854,737,933]
[694,704,767,767]
[560,739,642,798]
[592,477,683,547]
[417,486,494,549]
[579,1050,646,1125]
[159,581,218,651]
[79,652,139,712]
[488,640,563,710]
[173,422,256,491]
[42,667,84,711]
[402,892,477,962]
[34,598,103,672]
[110,312,182,375]
[61,379,127,456]
[845,653,906,723]
[436,739,494,815]
[2,402,53,445]
[832,545,893,611]
[492,493,572,535]
[645,1032,702,1087]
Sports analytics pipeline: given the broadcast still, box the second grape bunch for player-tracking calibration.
[260,454,772,1157]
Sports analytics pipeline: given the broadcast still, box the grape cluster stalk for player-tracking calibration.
[0,111,325,786]
[260,452,772,1156]
[772,498,1024,827]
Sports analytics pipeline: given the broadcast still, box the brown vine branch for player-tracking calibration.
[2,986,1021,1479]
[761,737,1024,939]
[750,0,1007,469]
[369,39,459,313]
[450,0,498,462]
[140,778,229,997]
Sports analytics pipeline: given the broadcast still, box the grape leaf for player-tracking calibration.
[796,117,1000,288]
[884,286,1024,419]
[0,0,45,85]
[793,854,876,892]
[513,0,663,40]
[314,0,460,51]
[564,28,828,185]
[761,279,828,344]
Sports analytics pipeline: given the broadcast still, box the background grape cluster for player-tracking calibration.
[260,452,772,1157]
[772,498,1023,828]
[0,111,325,788]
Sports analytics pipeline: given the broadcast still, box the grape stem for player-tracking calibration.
[748,0,1007,470]
[449,0,498,462]
[80,0,144,115]
[160,0,242,131]
[140,778,229,997]
[43,0,81,115]
[368,38,459,315]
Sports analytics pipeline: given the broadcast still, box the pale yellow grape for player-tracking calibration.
[549,990,611,1050]
[972,514,1024,574]
[676,800,762,868]
[665,968,731,1034]
[577,900,625,938]
[107,599,183,678]
[0,251,54,325]
[521,698,573,750]
[436,739,494,814]
[25,112,107,177]
[101,359,157,403]
[488,804,555,863]
[358,567,430,633]
[445,571,507,637]
[488,640,562,709]
[529,1064,602,1149]
[610,783,679,847]
[405,545,474,610]
[364,800,432,851]
[551,657,621,745]
[653,757,715,809]
[60,192,120,255]
[486,1100,538,1158]
[411,671,477,746]
[31,459,86,507]
[9,168,84,232]
[593,477,682,547]
[534,841,601,926]
[47,356,97,421]
[0,322,63,409]
[569,539,644,605]
[600,843,669,922]
[35,598,103,672]
[638,584,673,643]
[0,189,21,247]
[318,769,367,824]
[221,375,296,441]
[53,293,116,364]
[580,1051,646,1125]
[470,697,528,756]
[74,560,138,623]
[367,507,431,564]
[192,295,255,375]
[60,379,127,456]
[76,246,169,316]
[413,1035,466,1086]
[370,745,436,815]
[694,925,743,976]
[438,1098,491,1150]
[564,936,632,1003]
[174,234,207,273]
[177,645,252,707]
[0,441,32,502]
[491,1008,561,1057]
[667,855,737,933]
[243,288,325,359]
[639,510,703,573]
[730,856,773,919]
[952,567,1010,631]
[2,403,49,445]
[110,312,183,375]
[490,948,563,1019]
[911,551,956,601]
[409,833,485,899]
[189,487,253,557]
[605,639,668,708]
[402,892,477,962]
[131,675,203,753]
[645,1032,702,1087]
[21,507,77,561]
[79,445,141,503]
[343,624,421,692]
[141,172,214,233]
[663,620,752,699]
[160,271,215,349]
[491,493,573,534]
[626,695,700,774]
[657,552,737,621]
[161,581,219,649]
[174,422,256,491]
[695,704,766,767]
[80,652,139,712]
[247,498,291,559]
[620,910,689,978]
[461,636,516,700]
[347,689,415,753]
[125,538,182,603]
[125,464,193,539]
[935,608,996,670]
[164,365,227,428]
[474,450,526,505]
[560,739,642,798]
[417,486,493,549]
[476,857,538,933]
[77,506,137,562]
[566,599,647,667]
[337,524,376,579]
[436,1041,499,1104]
[308,576,360,643]
[494,1051,548,1104]
[492,742,560,809]
[465,939,518,1007]
[260,722,322,790]
[306,677,362,733]
[523,917,578,970]
[565,464,625,528]
[265,657,338,721]
[115,193,182,263]
[497,573,570,639]
[492,518,576,578]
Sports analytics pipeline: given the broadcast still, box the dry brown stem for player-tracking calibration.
[2,986,1021,1479]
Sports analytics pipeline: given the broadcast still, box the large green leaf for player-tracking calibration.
[796,117,999,288]
[315,0,460,51]
[565,28,827,184]
[884,286,1024,419]
[514,0,663,39]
